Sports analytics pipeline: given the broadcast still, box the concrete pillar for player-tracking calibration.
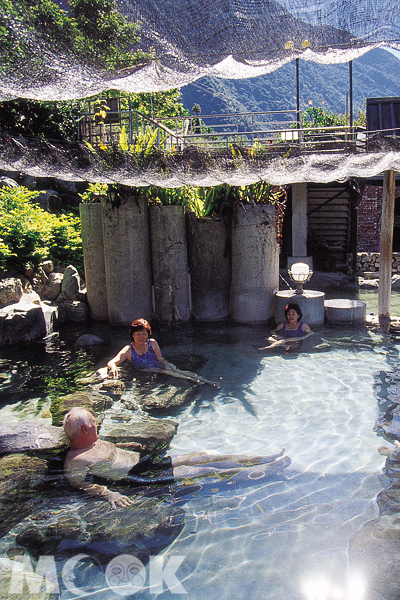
[292,183,308,256]
[149,205,190,323]
[186,212,231,321]
[231,203,279,323]
[102,194,153,324]
[378,169,396,325]
[79,203,108,320]
[275,290,325,326]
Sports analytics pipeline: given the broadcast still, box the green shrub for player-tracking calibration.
[0,186,82,273]
[301,101,346,133]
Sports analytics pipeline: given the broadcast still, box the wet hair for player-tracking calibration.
[129,318,151,341]
[63,407,94,440]
[284,303,302,322]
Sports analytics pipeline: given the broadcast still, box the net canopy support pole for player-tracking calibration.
[349,61,353,129]
[378,169,396,329]
[296,58,300,119]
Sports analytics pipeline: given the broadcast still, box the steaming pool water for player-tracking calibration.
[0,291,399,600]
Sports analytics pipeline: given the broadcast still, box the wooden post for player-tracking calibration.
[378,169,396,327]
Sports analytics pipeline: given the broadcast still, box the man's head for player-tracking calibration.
[63,407,99,447]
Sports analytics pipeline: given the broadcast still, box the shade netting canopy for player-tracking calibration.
[1,0,400,185]
[2,0,400,100]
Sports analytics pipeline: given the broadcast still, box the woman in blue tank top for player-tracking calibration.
[261,303,313,350]
[105,319,216,385]
[107,319,165,377]
[274,303,312,338]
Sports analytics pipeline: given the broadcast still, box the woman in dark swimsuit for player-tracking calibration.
[107,319,165,377]
[276,303,311,338]
[106,319,216,385]
[261,303,313,350]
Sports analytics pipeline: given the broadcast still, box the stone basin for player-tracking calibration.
[324,299,367,323]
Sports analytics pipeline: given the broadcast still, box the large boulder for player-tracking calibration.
[0,278,23,308]
[61,265,80,301]
[0,302,47,344]
[0,422,67,454]
[101,418,178,454]
[32,189,60,210]
[50,391,113,427]
[19,173,37,190]
[39,272,63,300]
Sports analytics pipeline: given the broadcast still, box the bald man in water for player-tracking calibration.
[63,407,290,509]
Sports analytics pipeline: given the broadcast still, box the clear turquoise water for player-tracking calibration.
[0,292,400,599]
[152,324,391,600]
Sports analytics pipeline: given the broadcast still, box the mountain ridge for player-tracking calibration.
[180,48,400,120]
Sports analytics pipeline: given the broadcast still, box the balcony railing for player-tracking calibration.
[77,105,368,154]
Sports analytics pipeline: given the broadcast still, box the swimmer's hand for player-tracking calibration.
[107,364,118,379]
[105,491,134,510]
[116,442,145,450]
[378,446,393,457]
[378,441,400,458]
[378,445,400,459]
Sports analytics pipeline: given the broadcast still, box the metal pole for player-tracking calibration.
[128,97,133,145]
[349,61,353,139]
[296,58,300,127]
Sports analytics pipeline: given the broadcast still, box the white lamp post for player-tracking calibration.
[288,261,313,294]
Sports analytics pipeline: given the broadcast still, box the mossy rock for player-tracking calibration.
[101,418,178,454]
[0,454,49,537]
[50,391,113,426]
[7,491,185,564]
[0,422,67,454]
[100,379,126,395]
[132,377,199,413]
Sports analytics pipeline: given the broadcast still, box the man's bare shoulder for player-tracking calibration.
[65,439,114,464]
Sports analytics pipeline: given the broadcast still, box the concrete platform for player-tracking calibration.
[324,299,366,323]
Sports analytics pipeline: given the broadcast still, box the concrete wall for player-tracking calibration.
[358,185,400,252]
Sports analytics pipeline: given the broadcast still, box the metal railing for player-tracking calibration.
[77,106,368,154]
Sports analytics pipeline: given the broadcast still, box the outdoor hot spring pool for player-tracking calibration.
[0,292,400,600]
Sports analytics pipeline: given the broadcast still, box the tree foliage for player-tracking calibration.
[0,98,82,141]
[0,186,82,273]
[0,0,153,72]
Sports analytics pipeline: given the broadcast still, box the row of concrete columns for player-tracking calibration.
[80,198,279,324]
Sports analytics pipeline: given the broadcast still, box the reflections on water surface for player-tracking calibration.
[0,318,399,599]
